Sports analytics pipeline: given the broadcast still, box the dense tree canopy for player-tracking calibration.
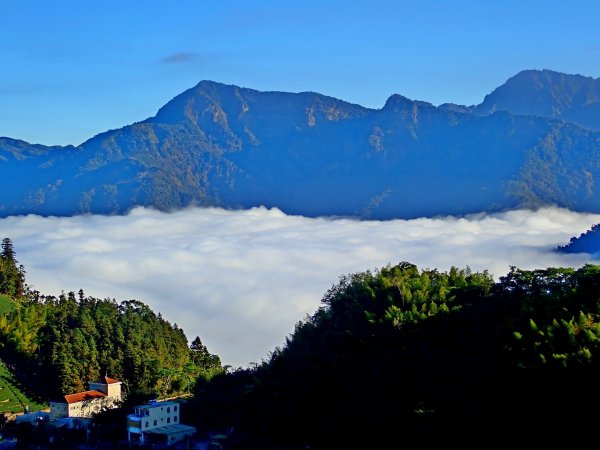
[0,238,222,400]
[191,262,600,449]
[2,234,600,447]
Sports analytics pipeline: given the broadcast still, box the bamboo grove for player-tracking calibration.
[190,261,600,449]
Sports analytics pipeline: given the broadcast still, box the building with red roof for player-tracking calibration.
[49,375,123,421]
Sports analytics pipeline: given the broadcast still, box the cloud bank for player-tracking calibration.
[1,206,599,368]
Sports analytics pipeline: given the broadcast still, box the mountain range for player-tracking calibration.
[2,69,600,219]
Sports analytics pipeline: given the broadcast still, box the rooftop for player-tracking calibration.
[143,424,197,437]
[63,390,107,404]
[93,375,121,385]
[135,400,179,410]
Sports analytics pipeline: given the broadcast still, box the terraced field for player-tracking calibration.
[0,297,48,414]
[0,359,47,414]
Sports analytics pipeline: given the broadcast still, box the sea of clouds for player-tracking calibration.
[1,206,599,368]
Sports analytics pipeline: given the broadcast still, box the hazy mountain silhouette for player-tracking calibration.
[440,69,600,131]
[557,224,600,257]
[2,70,600,219]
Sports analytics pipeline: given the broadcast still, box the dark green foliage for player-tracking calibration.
[0,295,16,316]
[0,294,222,399]
[189,336,222,381]
[1,238,15,260]
[192,262,600,449]
[0,239,223,401]
[0,238,25,298]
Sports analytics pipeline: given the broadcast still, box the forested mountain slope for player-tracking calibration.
[471,69,600,131]
[2,70,600,219]
[190,262,600,448]
[557,223,600,256]
[0,238,222,402]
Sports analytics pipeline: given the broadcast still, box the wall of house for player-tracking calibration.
[128,401,182,440]
[141,402,180,431]
[106,383,122,400]
[88,382,122,401]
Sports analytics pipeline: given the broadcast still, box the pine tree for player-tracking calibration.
[0,238,24,297]
[1,238,15,261]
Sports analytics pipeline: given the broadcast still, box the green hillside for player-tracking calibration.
[0,238,223,403]
[0,359,47,414]
[0,295,47,414]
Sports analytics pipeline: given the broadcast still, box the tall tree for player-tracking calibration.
[0,238,24,297]
[1,238,15,261]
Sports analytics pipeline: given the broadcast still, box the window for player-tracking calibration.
[167,407,170,413]
[145,421,149,428]
[174,405,178,412]
[154,420,157,426]
[167,417,171,424]
[174,416,178,422]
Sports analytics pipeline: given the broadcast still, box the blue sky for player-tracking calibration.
[1,0,599,146]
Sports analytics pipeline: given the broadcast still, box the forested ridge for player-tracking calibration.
[4,70,600,220]
[557,222,600,255]
[190,261,600,449]
[0,238,222,402]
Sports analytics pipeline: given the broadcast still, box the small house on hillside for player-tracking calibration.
[49,375,122,421]
[127,400,196,445]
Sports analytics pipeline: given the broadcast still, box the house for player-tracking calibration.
[127,400,196,445]
[49,375,122,421]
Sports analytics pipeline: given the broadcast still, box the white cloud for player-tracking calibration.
[2,206,599,368]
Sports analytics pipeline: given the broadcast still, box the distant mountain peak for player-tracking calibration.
[3,69,600,220]
[383,94,433,111]
[384,93,412,107]
[512,68,596,81]
[437,103,474,114]
[472,69,600,129]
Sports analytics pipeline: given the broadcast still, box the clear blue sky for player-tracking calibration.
[1,0,599,146]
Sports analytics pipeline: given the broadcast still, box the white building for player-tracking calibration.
[127,400,196,445]
[49,375,122,421]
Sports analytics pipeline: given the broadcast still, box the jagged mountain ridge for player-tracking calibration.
[2,70,600,219]
[440,69,600,131]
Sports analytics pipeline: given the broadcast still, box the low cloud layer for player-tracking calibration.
[2,206,599,368]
